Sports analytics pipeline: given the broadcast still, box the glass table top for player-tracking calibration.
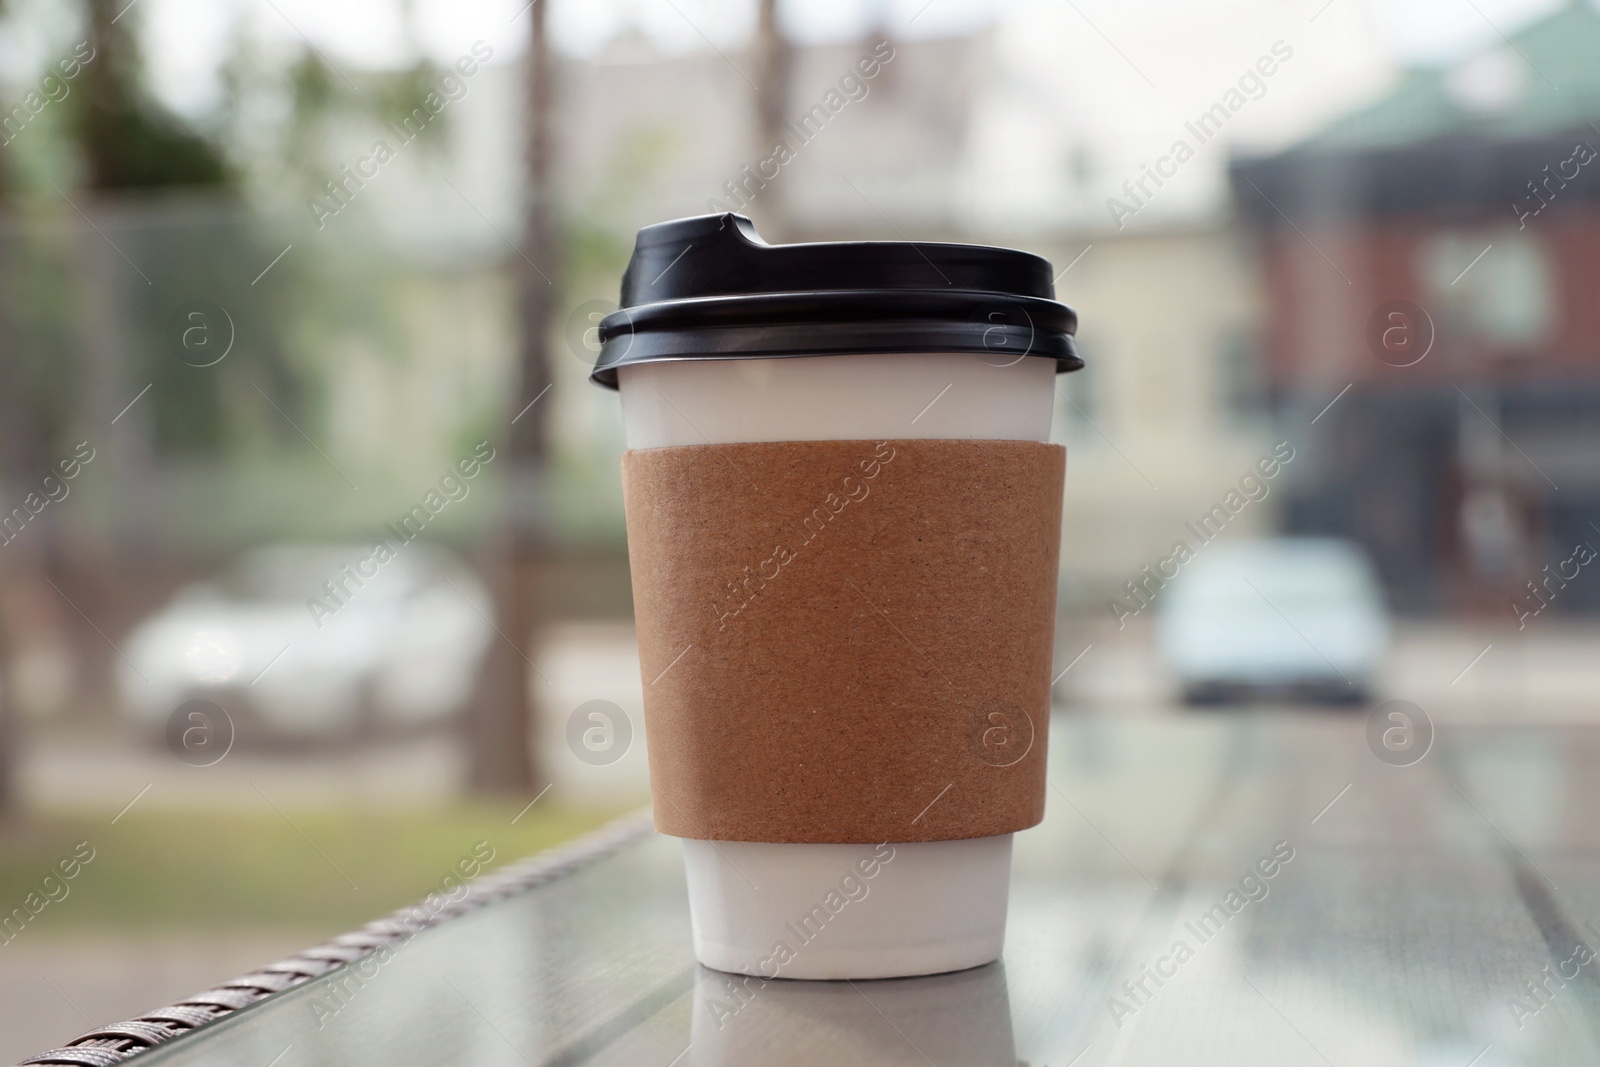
[92,713,1600,1066]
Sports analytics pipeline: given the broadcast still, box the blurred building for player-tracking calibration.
[547,30,1277,603]
[0,4,1399,613]
[1232,0,1600,616]
[522,7,1395,607]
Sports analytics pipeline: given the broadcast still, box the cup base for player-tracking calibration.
[693,930,1003,981]
[681,835,1013,982]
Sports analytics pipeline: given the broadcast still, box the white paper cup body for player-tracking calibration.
[617,351,1056,980]
[617,351,1055,447]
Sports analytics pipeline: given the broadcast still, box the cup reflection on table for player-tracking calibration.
[688,959,1016,1066]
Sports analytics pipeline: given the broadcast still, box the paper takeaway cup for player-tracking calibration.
[591,214,1082,980]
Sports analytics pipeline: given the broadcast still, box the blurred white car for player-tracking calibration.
[1157,539,1390,705]
[120,544,494,741]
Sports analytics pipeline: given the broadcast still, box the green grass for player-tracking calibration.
[0,803,627,935]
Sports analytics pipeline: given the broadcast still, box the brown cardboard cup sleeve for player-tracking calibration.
[622,439,1065,844]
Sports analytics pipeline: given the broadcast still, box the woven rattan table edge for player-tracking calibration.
[15,809,656,1067]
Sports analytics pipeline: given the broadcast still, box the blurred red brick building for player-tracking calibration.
[1232,1,1600,616]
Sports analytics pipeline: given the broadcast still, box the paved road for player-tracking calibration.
[22,620,1600,814]
[1063,618,1600,721]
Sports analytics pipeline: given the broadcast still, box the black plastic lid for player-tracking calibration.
[588,214,1082,389]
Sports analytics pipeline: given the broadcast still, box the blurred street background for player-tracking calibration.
[2,0,1599,1058]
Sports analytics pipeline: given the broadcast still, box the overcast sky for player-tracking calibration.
[0,0,1576,117]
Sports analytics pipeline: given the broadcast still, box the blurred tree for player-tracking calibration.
[213,19,447,205]
[40,0,238,726]
[468,0,558,796]
[752,0,794,238]
[1,0,559,804]
[74,0,231,190]
[0,0,344,750]
[0,0,70,817]
[0,38,18,814]
[198,9,455,474]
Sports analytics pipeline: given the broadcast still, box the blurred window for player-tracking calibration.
[1443,48,1528,114]
[1419,230,1554,350]
[1052,336,1102,442]
[1216,328,1267,423]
